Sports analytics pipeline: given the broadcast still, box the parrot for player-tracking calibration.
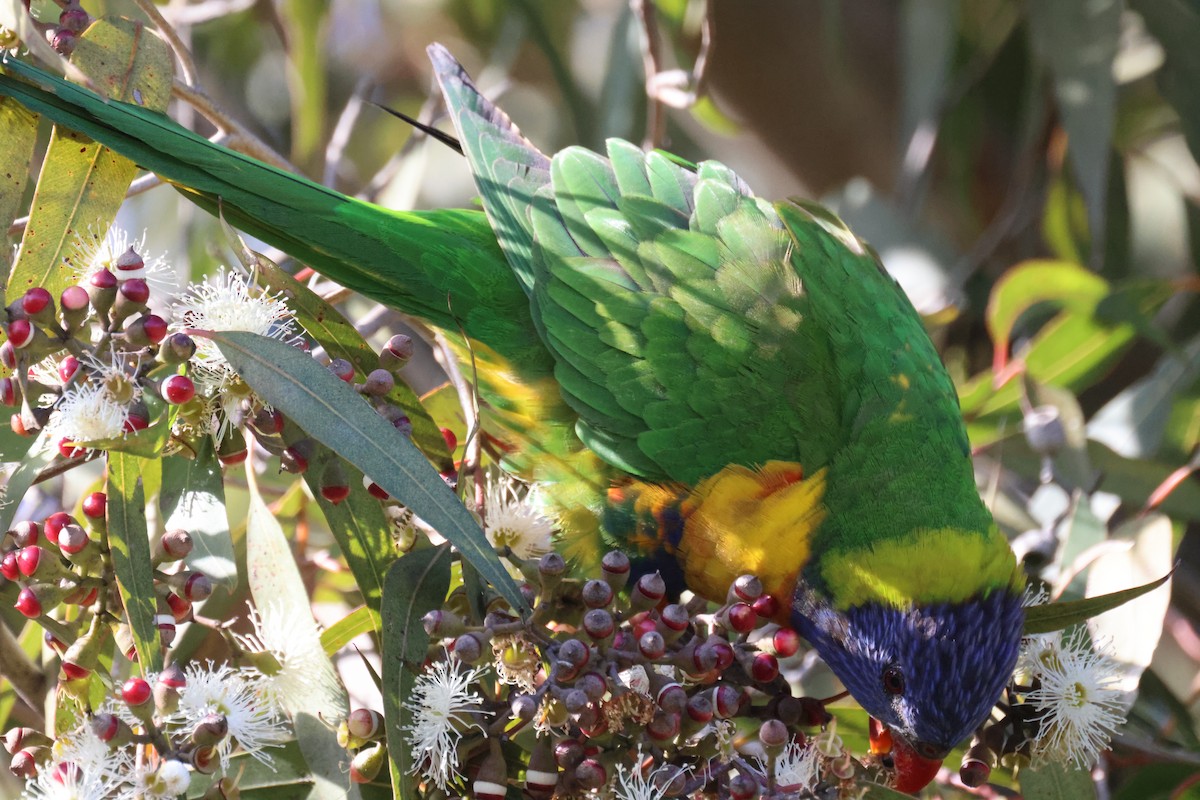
[0,45,1026,788]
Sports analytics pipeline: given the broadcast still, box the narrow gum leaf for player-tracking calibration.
[210,330,525,613]
[1023,570,1173,635]
[160,440,236,588]
[106,452,163,673]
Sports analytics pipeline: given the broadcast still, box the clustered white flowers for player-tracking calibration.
[482,470,554,560]
[402,654,491,791]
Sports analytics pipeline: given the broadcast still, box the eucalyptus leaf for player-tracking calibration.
[1024,571,1173,635]
[106,452,162,673]
[210,330,524,613]
[161,442,236,588]
[1019,760,1098,800]
[320,606,379,656]
[381,545,452,800]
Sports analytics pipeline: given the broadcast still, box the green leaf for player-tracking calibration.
[303,454,395,617]
[252,254,451,469]
[0,423,34,462]
[211,331,525,613]
[381,545,452,800]
[6,18,172,304]
[278,0,328,164]
[1024,571,1173,635]
[1056,491,1106,600]
[245,468,356,800]
[855,781,921,800]
[106,452,163,673]
[0,0,79,77]
[0,94,37,252]
[320,606,379,656]
[161,442,236,588]
[1028,0,1120,267]
[1133,0,1200,166]
[0,433,53,533]
[185,740,312,799]
[1019,760,1098,800]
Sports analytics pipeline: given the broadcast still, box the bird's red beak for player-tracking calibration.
[868,718,943,794]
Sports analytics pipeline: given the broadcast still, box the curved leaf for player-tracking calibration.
[381,545,453,800]
[320,606,379,656]
[160,442,236,588]
[210,330,524,613]
[1019,761,1098,800]
[1024,571,1173,635]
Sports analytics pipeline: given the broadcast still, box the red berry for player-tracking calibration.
[161,375,195,405]
[15,587,42,618]
[82,492,107,519]
[90,269,117,289]
[60,285,89,311]
[440,427,458,451]
[710,641,735,671]
[752,593,780,618]
[6,319,34,349]
[119,278,150,304]
[44,512,74,545]
[321,484,351,504]
[750,652,779,683]
[139,314,168,344]
[772,627,801,658]
[124,412,150,433]
[0,377,16,406]
[21,288,52,316]
[0,341,16,370]
[121,676,152,706]
[165,592,191,622]
[58,438,87,459]
[16,546,45,577]
[363,475,388,500]
[182,572,212,602]
[0,551,19,580]
[60,661,90,680]
[328,358,355,382]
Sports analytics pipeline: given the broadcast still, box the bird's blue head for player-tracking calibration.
[793,587,1025,761]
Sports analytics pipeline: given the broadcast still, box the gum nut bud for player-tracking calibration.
[525,742,559,796]
[554,739,584,769]
[362,474,389,500]
[0,344,16,372]
[726,602,757,633]
[797,696,833,727]
[281,444,310,474]
[772,695,804,727]
[6,319,34,349]
[0,551,17,580]
[1024,404,1066,454]
[328,358,355,383]
[252,408,285,437]
[960,756,991,788]
[180,572,212,602]
[13,520,40,547]
[17,546,50,577]
[661,603,689,634]
[60,284,89,312]
[192,713,229,747]
[157,616,177,648]
[686,692,713,723]
[58,438,86,460]
[732,574,763,603]
[562,688,589,715]
[380,334,414,371]
[639,630,666,660]
[656,682,687,714]
[691,643,719,674]
[436,428,457,455]
[3,727,48,754]
[391,413,413,437]
[729,773,758,800]
[752,592,780,619]
[8,748,38,779]
[751,653,779,683]
[43,512,73,545]
[58,524,89,555]
[362,368,394,396]
[161,332,197,364]
[511,694,538,722]
[115,246,143,274]
[576,672,606,701]
[773,627,801,658]
[15,587,43,618]
[559,638,589,668]
[191,745,218,774]
[202,777,239,800]
[582,608,615,641]
[87,268,117,302]
[59,6,90,31]
[165,592,191,622]
[118,278,150,305]
[122,676,152,706]
[630,610,656,638]
[55,355,80,384]
[82,492,107,520]
[43,630,66,653]
[574,759,607,790]
[759,719,789,748]
[647,709,680,741]
[319,462,351,505]
[350,742,386,784]
[128,314,168,346]
[712,685,745,718]
[161,375,196,405]
[0,377,17,406]
[538,552,566,579]
[347,708,384,741]
[451,633,484,664]
[634,572,666,604]
[582,579,614,609]
[158,529,194,561]
[90,712,122,743]
[21,287,53,318]
[600,549,631,587]
[422,609,464,638]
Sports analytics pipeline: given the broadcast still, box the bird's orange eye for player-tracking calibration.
[882,664,905,696]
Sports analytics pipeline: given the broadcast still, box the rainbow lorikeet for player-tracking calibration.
[0,46,1026,785]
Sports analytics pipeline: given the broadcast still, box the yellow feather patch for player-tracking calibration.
[819,527,1023,609]
[678,461,826,617]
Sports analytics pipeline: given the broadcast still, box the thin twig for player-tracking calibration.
[631,0,666,150]
[323,75,373,189]
[162,0,256,26]
[0,620,47,722]
[129,0,199,86]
